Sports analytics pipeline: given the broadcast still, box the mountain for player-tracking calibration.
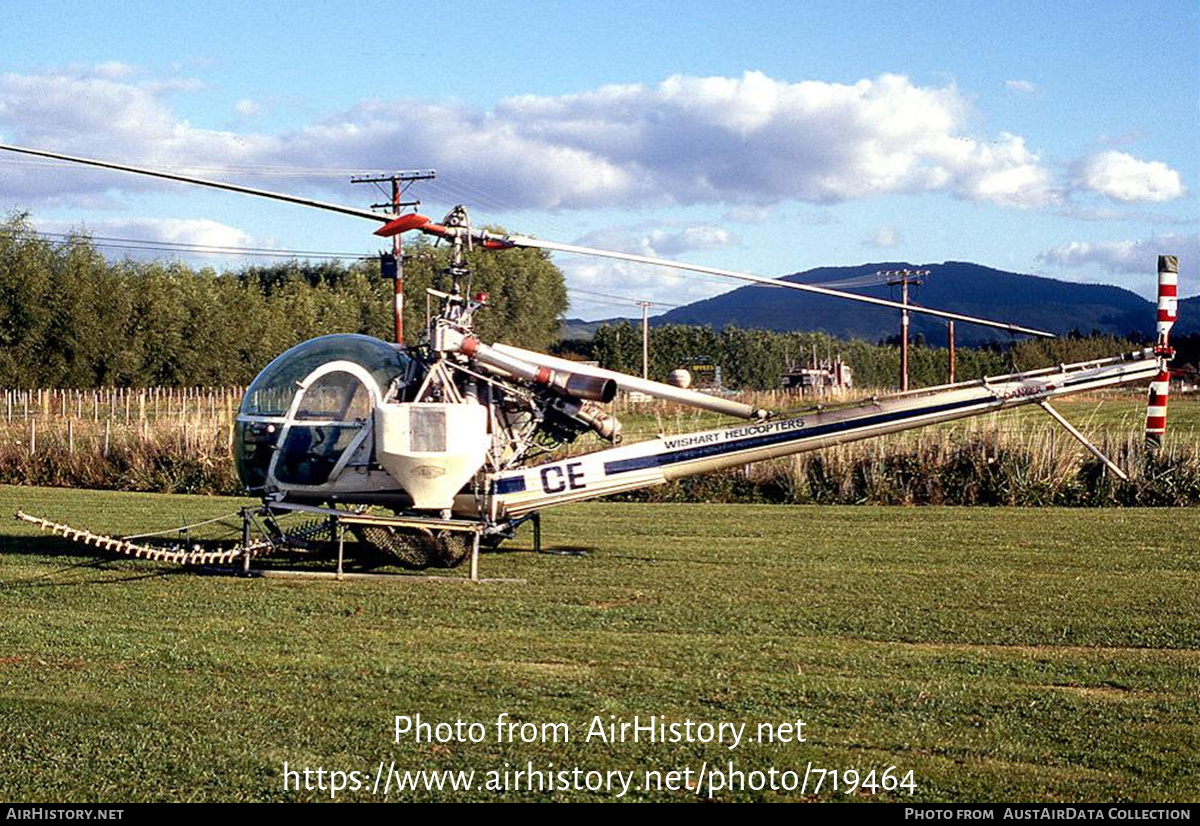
[560,317,626,341]
[644,261,1191,345]
[1178,296,1199,336]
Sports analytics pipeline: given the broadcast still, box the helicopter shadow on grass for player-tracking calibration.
[489,539,724,566]
[484,542,598,559]
[0,530,606,583]
[604,550,735,566]
[0,534,341,586]
[0,534,185,589]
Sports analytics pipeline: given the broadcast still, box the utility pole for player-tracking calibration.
[879,269,929,391]
[636,301,653,379]
[351,170,436,345]
[947,320,956,384]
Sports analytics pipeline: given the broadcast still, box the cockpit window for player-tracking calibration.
[274,422,364,486]
[235,334,412,491]
[295,371,371,421]
[274,369,371,487]
[241,334,410,417]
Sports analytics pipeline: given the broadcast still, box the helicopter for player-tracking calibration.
[2,144,1178,575]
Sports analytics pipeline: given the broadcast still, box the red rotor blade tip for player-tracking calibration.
[375,213,432,237]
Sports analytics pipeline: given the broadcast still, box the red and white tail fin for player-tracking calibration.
[1145,254,1178,453]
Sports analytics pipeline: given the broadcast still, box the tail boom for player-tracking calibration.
[492,349,1160,517]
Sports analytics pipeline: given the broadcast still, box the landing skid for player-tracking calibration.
[242,501,528,582]
[14,504,530,584]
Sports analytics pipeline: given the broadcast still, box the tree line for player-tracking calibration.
[3,211,1190,391]
[584,321,1160,391]
[0,213,567,387]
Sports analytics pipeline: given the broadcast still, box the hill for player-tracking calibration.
[566,262,1195,344]
[654,261,1185,345]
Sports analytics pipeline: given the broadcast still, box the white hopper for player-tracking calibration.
[374,402,489,510]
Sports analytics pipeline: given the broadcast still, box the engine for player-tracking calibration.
[233,331,621,514]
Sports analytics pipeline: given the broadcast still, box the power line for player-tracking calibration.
[2,226,690,313]
[566,285,679,309]
[0,227,372,261]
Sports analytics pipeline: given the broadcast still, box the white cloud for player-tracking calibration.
[1052,205,1193,226]
[0,68,276,201]
[560,221,740,316]
[574,221,736,258]
[723,205,773,224]
[1073,150,1184,203]
[865,225,901,248]
[38,216,255,263]
[1005,79,1036,94]
[0,68,1061,212]
[235,98,262,117]
[489,71,1057,207]
[91,62,139,81]
[1037,232,1196,295]
[105,217,252,248]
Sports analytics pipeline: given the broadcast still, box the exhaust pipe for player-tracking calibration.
[455,335,617,403]
[491,343,769,420]
[551,397,623,442]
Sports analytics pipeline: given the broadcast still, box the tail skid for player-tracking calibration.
[493,349,1161,517]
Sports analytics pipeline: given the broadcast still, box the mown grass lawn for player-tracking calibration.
[0,485,1195,802]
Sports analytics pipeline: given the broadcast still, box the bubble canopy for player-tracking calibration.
[241,334,411,418]
[235,334,413,491]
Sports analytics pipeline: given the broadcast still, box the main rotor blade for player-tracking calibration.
[3,143,1057,339]
[0,144,391,224]
[497,234,1056,339]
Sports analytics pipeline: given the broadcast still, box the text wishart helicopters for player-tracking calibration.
[3,144,1179,576]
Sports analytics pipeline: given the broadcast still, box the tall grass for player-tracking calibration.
[2,385,1197,505]
[601,391,1200,507]
[631,428,1200,507]
[0,386,239,494]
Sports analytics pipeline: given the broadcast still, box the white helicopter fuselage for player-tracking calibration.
[242,337,1160,522]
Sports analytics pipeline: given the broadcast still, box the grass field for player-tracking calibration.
[0,485,1196,802]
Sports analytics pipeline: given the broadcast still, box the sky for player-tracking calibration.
[1,0,1196,320]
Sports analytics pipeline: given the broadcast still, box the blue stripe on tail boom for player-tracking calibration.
[603,397,984,475]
